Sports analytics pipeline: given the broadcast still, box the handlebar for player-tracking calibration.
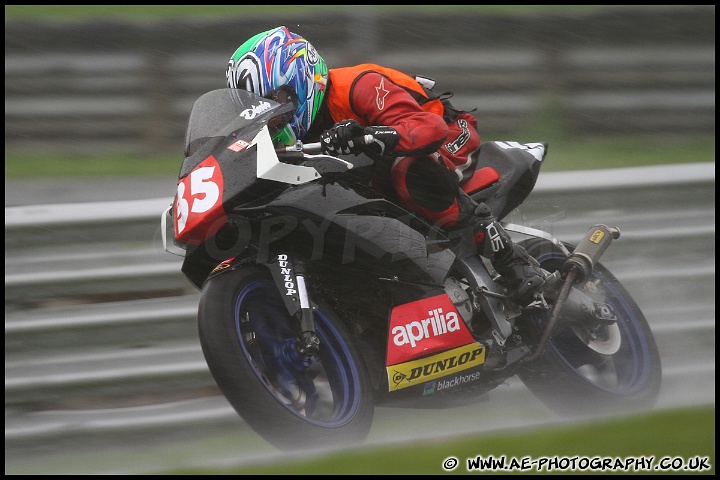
[275,135,374,155]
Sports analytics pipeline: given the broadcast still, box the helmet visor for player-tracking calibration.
[265,85,299,140]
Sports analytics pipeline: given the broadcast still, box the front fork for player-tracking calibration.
[267,253,320,358]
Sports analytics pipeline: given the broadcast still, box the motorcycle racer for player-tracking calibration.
[225,26,546,304]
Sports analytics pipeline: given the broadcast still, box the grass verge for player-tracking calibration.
[169,405,715,475]
[4,136,714,179]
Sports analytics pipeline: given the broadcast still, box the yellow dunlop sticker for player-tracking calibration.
[386,343,485,392]
[589,229,605,244]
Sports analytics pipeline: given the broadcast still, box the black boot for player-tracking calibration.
[492,240,547,303]
[461,200,547,304]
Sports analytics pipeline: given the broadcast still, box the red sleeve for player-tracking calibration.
[349,72,448,156]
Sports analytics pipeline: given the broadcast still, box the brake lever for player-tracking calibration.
[275,135,375,155]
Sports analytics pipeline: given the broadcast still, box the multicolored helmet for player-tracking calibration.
[226,26,329,146]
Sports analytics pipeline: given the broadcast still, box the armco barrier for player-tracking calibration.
[4,7,715,155]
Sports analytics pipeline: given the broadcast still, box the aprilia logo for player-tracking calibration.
[386,294,475,366]
[392,308,461,348]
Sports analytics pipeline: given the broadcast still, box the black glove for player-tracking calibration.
[363,125,400,156]
[320,120,401,156]
[320,120,365,155]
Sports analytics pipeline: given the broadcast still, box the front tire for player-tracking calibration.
[198,266,375,450]
[516,239,662,416]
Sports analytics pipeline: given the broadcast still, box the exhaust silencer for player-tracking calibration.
[562,224,620,283]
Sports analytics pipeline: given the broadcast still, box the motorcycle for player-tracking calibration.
[161,88,661,451]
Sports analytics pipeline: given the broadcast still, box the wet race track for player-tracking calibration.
[4,164,715,474]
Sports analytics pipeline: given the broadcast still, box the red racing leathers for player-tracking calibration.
[305,64,482,232]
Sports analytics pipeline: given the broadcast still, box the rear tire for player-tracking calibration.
[516,239,662,416]
[198,266,375,450]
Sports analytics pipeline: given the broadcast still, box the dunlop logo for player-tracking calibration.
[386,343,485,391]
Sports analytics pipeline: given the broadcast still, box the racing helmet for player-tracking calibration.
[226,26,329,146]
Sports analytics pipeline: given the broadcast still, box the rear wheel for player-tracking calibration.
[198,266,374,450]
[516,239,662,416]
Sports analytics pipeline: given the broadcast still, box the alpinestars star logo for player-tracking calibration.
[375,77,389,110]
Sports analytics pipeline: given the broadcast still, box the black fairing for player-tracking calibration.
[468,141,546,220]
[180,143,546,291]
[181,177,456,290]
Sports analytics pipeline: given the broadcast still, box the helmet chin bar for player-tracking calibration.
[253,126,320,185]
